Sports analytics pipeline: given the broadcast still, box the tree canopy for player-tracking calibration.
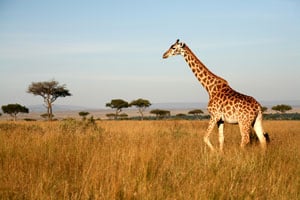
[1,103,29,121]
[188,109,203,115]
[27,80,71,121]
[272,104,292,113]
[150,109,170,119]
[106,99,130,119]
[106,113,116,120]
[78,111,90,120]
[188,109,204,119]
[261,106,268,113]
[130,98,151,120]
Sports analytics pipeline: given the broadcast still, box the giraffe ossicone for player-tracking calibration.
[163,39,269,151]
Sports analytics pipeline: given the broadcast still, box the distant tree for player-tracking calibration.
[0,113,2,117]
[176,113,187,117]
[261,106,268,113]
[41,113,54,120]
[119,113,128,119]
[176,113,187,119]
[272,104,292,113]
[130,98,151,120]
[1,103,29,121]
[150,109,170,119]
[106,99,130,120]
[78,111,89,120]
[27,80,71,121]
[188,109,204,119]
[106,113,116,120]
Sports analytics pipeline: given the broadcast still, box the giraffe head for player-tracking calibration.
[162,39,186,59]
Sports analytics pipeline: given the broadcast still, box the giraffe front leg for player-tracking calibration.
[204,118,217,151]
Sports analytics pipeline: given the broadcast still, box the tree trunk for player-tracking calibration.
[49,103,53,121]
[115,110,118,120]
[11,113,17,121]
[139,109,144,120]
[45,98,53,121]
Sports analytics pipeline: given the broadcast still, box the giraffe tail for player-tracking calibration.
[250,132,270,144]
[264,132,270,143]
[253,111,270,147]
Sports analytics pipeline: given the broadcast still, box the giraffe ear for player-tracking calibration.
[181,43,185,48]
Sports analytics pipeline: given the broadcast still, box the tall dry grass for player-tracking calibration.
[0,120,299,199]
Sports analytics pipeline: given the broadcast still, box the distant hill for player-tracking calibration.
[152,100,300,110]
[259,100,300,107]
[27,100,300,112]
[150,102,207,110]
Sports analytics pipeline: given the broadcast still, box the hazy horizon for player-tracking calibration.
[26,100,300,111]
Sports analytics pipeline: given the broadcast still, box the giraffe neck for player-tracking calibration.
[182,45,228,97]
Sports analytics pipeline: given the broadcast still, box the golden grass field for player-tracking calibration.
[0,120,299,199]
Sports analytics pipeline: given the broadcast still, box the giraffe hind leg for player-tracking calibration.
[204,119,217,151]
[217,120,224,152]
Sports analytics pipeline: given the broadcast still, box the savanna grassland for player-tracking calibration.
[0,120,299,199]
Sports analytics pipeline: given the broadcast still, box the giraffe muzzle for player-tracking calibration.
[162,52,169,59]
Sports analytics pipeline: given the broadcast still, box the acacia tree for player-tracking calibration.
[106,99,129,120]
[130,98,151,120]
[106,113,116,120]
[188,109,204,119]
[150,109,170,119]
[27,80,71,121]
[1,103,29,121]
[78,111,90,121]
[272,104,292,113]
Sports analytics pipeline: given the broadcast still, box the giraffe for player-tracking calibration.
[162,39,269,151]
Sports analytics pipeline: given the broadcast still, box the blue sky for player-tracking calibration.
[0,0,299,108]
